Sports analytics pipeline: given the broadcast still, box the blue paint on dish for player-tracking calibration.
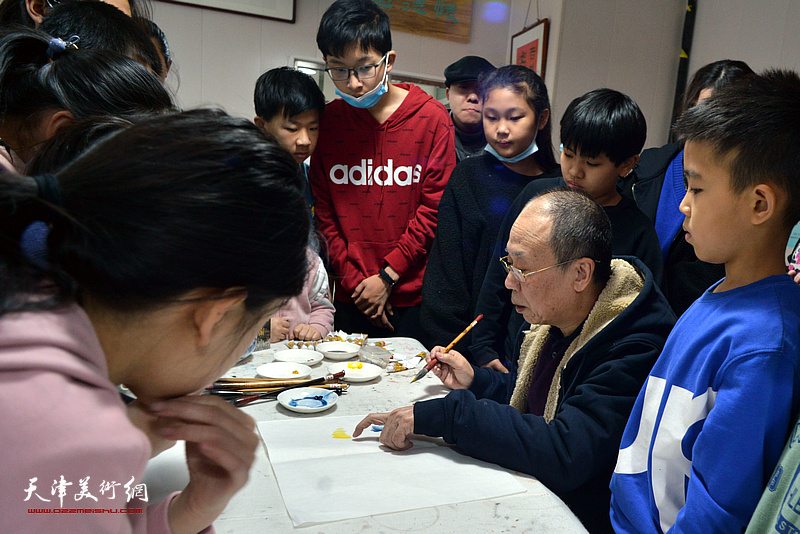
[371,425,384,432]
[288,391,337,408]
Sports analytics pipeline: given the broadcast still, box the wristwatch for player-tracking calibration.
[378,268,397,288]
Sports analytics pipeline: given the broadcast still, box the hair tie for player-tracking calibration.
[46,35,79,60]
[31,174,63,207]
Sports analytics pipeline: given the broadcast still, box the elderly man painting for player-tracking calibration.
[354,188,675,533]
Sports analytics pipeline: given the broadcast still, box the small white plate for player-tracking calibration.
[256,362,312,379]
[327,361,383,382]
[273,348,323,365]
[277,387,338,413]
[315,341,360,361]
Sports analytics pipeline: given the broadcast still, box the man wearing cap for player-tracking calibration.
[444,55,495,162]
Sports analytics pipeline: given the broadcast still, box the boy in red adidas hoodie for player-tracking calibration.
[310,0,455,337]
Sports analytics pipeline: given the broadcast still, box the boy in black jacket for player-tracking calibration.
[618,59,754,316]
[471,89,662,371]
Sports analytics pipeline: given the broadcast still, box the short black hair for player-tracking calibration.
[679,59,754,117]
[560,89,646,166]
[316,0,391,59]
[674,69,800,230]
[529,187,612,285]
[40,0,164,78]
[254,67,325,121]
[480,65,558,173]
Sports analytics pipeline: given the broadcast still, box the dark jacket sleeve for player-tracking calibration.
[621,203,665,289]
[631,226,664,288]
[467,365,518,402]
[468,199,522,366]
[414,335,662,495]
[420,168,480,354]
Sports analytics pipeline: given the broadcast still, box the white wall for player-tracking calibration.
[687,0,800,75]
[506,0,565,119]
[525,0,685,149]
[154,0,687,147]
[153,0,513,119]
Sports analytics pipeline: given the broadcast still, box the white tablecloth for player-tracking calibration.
[143,337,589,533]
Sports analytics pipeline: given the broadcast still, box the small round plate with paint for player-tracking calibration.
[273,348,323,366]
[315,341,360,361]
[327,361,383,382]
[277,387,338,413]
[256,362,312,379]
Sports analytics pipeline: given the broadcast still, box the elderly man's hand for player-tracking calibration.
[429,346,475,389]
[353,406,415,451]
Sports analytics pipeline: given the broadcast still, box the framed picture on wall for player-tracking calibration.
[510,19,549,77]
[158,0,295,22]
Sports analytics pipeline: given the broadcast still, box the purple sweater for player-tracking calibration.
[0,303,208,533]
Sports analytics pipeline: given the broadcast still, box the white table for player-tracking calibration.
[143,337,588,533]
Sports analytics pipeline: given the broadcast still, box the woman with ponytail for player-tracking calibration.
[0,109,310,533]
[0,26,172,170]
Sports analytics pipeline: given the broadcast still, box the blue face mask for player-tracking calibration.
[484,137,539,164]
[335,56,389,109]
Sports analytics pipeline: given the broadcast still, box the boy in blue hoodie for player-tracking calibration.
[610,69,800,533]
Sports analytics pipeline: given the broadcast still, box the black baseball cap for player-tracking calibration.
[444,56,496,87]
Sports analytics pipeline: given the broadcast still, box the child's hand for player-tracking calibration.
[149,395,258,534]
[270,317,290,342]
[369,309,394,331]
[429,346,474,390]
[292,323,322,341]
[789,268,800,286]
[352,275,391,318]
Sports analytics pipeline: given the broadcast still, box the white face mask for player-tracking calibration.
[335,55,389,109]
[484,137,539,163]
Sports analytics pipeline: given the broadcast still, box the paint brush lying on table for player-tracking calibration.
[410,314,483,383]
[208,383,348,397]
[211,376,342,390]
[207,371,347,407]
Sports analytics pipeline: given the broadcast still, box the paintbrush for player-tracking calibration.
[410,314,483,383]
[211,374,341,390]
[207,383,346,395]
[233,381,348,408]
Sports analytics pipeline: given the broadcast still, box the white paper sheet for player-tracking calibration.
[258,415,526,527]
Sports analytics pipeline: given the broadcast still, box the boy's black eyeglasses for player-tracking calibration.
[325,55,387,82]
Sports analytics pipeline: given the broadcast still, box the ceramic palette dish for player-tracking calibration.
[256,362,312,380]
[327,361,383,382]
[277,387,338,413]
[315,341,360,361]
[273,348,324,365]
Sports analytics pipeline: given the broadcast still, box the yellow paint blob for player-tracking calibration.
[332,428,351,439]
[347,362,364,369]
